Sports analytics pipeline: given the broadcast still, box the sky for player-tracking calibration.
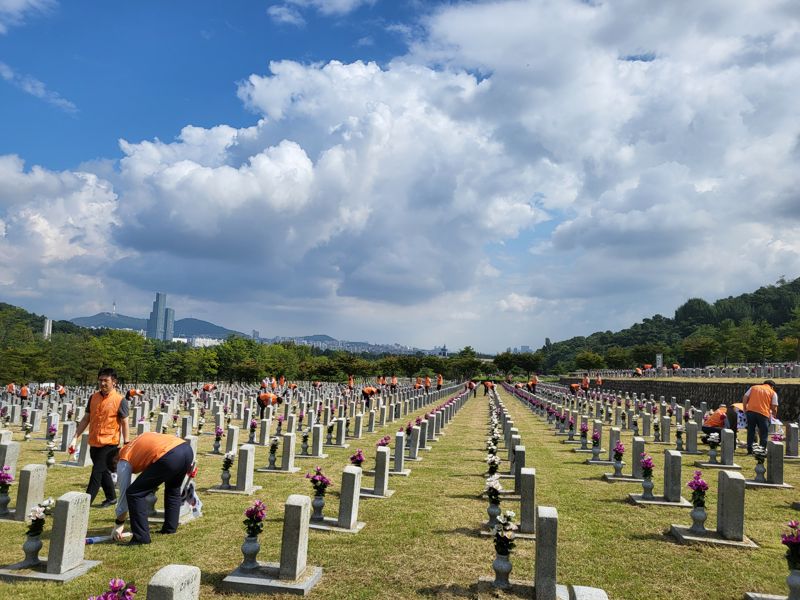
[1,0,799,354]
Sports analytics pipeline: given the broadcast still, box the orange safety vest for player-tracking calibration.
[119,432,185,474]
[57,385,66,396]
[581,377,590,389]
[20,386,28,399]
[746,384,775,418]
[88,390,124,447]
[437,374,443,385]
[6,383,15,393]
[704,408,727,428]
[279,376,285,387]
[595,376,602,386]
[391,376,398,385]
[424,377,431,387]
[348,376,354,388]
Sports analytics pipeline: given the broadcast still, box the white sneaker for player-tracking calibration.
[111,473,118,484]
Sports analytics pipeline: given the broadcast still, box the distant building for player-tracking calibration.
[42,318,52,340]
[146,292,175,341]
[252,330,260,340]
[520,345,531,353]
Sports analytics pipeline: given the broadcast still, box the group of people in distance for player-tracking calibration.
[569,372,604,396]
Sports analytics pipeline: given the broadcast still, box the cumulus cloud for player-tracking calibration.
[266,5,304,26]
[0,61,77,113]
[4,0,800,351]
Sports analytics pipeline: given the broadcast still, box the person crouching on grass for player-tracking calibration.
[111,432,196,545]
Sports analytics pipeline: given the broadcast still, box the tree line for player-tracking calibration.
[534,277,800,373]
[0,303,486,384]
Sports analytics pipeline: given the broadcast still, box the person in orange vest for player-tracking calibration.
[56,384,67,399]
[111,432,195,545]
[581,373,590,393]
[257,391,276,419]
[4,381,15,401]
[468,380,477,397]
[125,388,144,401]
[361,386,379,408]
[279,375,285,388]
[19,383,29,401]
[424,375,431,393]
[348,374,354,390]
[416,376,422,386]
[594,373,603,388]
[671,363,681,372]
[436,373,443,391]
[633,367,643,377]
[569,382,580,396]
[701,405,728,439]
[743,380,778,454]
[71,368,130,507]
[527,374,539,394]
[482,380,495,396]
[390,375,398,392]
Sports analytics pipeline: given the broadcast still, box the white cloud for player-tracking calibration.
[5,0,800,352]
[0,0,54,34]
[497,293,538,313]
[284,0,374,16]
[266,5,304,26]
[0,61,77,113]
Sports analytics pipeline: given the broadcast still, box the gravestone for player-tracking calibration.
[146,564,201,600]
[0,441,20,476]
[310,466,366,533]
[47,492,94,575]
[14,464,46,521]
[221,494,322,595]
[225,426,239,455]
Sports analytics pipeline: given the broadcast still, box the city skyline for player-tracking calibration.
[1,2,798,353]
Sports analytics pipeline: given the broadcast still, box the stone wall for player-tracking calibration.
[559,378,800,421]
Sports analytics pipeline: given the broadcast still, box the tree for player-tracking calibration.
[674,298,717,335]
[514,352,543,377]
[680,334,720,367]
[493,351,515,375]
[752,320,778,362]
[603,346,632,369]
[574,350,606,370]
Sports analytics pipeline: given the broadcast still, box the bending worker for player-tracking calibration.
[111,432,195,545]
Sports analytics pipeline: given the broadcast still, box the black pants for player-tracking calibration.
[127,442,193,543]
[258,403,269,420]
[746,411,770,453]
[87,445,119,503]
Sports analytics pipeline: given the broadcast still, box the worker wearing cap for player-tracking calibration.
[743,380,779,454]
[111,432,195,545]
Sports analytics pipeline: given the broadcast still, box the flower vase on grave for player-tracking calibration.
[276,422,283,436]
[591,445,601,462]
[21,534,43,568]
[754,462,767,483]
[311,494,325,521]
[676,430,684,451]
[708,447,718,464]
[268,451,277,470]
[568,429,574,441]
[220,470,232,490]
[580,435,588,450]
[613,460,623,478]
[326,427,333,445]
[248,431,255,444]
[787,569,800,600]
[689,506,707,534]
[0,486,10,517]
[301,436,309,456]
[212,438,221,454]
[641,478,655,500]
[240,536,261,571]
[491,553,512,590]
[487,502,501,528]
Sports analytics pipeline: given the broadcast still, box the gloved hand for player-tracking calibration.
[111,523,125,541]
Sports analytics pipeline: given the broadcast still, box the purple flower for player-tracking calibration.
[687,470,708,493]
[109,578,126,593]
[0,465,13,486]
[214,426,224,438]
[350,448,366,465]
[48,424,58,436]
[249,419,258,430]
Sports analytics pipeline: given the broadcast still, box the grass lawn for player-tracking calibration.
[0,387,796,599]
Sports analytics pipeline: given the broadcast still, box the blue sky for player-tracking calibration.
[1,0,799,353]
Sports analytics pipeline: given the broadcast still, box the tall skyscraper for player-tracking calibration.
[146,292,174,341]
[164,308,175,341]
